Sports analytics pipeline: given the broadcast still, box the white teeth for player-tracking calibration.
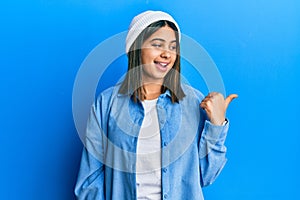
[155,61,168,67]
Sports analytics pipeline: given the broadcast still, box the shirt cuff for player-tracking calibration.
[202,119,229,141]
[222,119,228,126]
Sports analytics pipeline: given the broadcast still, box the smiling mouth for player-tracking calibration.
[154,61,169,68]
[153,61,170,72]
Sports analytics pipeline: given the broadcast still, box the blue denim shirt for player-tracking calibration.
[75,84,229,200]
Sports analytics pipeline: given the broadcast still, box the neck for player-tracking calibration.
[142,82,162,100]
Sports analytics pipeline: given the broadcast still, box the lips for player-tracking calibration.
[154,61,169,72]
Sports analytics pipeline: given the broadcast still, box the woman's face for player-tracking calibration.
[141,25,177,84]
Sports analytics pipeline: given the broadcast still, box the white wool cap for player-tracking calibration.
[125,10,181,54]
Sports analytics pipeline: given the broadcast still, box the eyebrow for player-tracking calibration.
[150,38,177,43]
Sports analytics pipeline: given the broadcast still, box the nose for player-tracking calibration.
[160,49,171,59]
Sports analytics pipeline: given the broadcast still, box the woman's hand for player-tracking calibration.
[200,92,238,126]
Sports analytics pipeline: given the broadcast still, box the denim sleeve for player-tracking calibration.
[74,101,105,200]
[198,119,229,187]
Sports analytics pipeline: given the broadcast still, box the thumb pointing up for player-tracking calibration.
[225,94,238,109]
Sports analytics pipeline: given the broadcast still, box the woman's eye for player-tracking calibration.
[152,43,162,48]
[170,46,177,51]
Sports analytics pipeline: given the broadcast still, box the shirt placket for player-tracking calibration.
[156,98,170,200]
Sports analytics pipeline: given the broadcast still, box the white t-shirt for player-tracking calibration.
[136,98,161,200]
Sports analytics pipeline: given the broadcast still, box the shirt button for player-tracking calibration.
[164,194,168,199]
[163,168,167,173]
[163,142,168,146]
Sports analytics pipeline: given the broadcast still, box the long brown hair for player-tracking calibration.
[119,20,185,103]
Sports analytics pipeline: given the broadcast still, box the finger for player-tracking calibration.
[202,95,215,102]
[200,102,208,110]
[225,94,238,109]
[201,99,212,106]
[201,98,210,103]
[206,94,214,99]
[208,92,218,96]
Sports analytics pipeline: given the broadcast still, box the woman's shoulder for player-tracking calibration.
[96,83,122,103]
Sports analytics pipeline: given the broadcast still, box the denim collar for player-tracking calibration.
[116,87,172,99]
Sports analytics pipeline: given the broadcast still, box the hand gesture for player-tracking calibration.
[200,92,238,125]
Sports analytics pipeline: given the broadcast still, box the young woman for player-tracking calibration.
[75,10,237,200]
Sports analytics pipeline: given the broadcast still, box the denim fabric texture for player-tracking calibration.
[75,83,229,200]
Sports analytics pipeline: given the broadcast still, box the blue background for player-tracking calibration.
[1,0,299,199]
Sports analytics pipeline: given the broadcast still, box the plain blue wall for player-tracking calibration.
[1,0,299,199]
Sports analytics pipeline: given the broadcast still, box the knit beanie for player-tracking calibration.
[125,10,181,54]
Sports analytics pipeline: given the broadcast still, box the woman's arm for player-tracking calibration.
[75,148,105,200]
[74,102,106,200]
[198,119,229,187]
[198,92,237,186]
